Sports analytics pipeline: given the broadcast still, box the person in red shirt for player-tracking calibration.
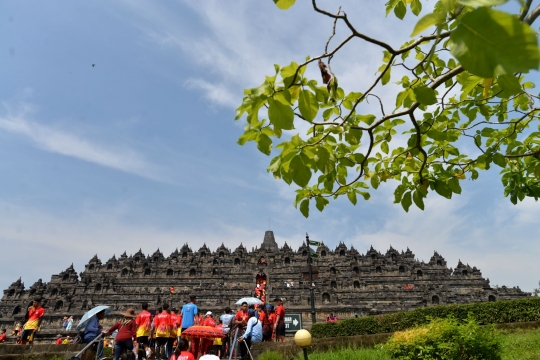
[54,334,62,345]
[200,311,216,355]
[0,329,7,344]
[103,308,137,360]
[234,302,249,328]
[135,303,152,359]
[154,304,172,359]
[21,298,45,345]
[266,306,276,341]
[168,307,179,359]
[171,339,194,360]
[273,298,286,342]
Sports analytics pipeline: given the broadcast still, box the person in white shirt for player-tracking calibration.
[199,346,220,360]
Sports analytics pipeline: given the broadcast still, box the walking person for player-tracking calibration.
[200,311,215,355]
[136,303,152,359]
[20,298,45,345]
[82,309,106,359]
[154,304,171,359]
[219,307,234,358]
[66,316,74,331]
[238,309,262,360]
[272,298,286,342]
[180,296,199,332]
[168,307,179,359]
[62,317,68,331]
[103,308,137,360]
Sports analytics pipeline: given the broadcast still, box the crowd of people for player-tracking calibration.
[79,295,286,360]
[8,295,287,360]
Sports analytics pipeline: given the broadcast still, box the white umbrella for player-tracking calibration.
[76,305,113,331]
[235,297,263,306]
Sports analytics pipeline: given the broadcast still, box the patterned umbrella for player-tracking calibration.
[181,325,225,339]
[235,297,263,306]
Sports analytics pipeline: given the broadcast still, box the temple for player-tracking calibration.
[0,231,529,333]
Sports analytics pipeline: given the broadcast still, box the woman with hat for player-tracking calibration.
[102,308,137,360]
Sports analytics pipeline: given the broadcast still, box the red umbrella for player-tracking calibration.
[182,326,225,339]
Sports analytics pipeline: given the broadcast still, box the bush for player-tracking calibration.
[311,298,540,338]
[383,317,501,360]
[259,351,285,360]
[297,347,391,360]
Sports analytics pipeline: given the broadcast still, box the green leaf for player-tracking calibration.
[273,0,296,10]
[411,0,422,16]
[290,155,312,187]
[413,86,437,105]
[381,141,389,154]
[382,67,392,85]
[347,191,358,205]
[256,133,272,155]
[371,174,380,189]
[457,0,507,6]
[411,12,446,37]
[315,197,329,212]
[299,199,309,218]
[493,153,507,167]
[448,177,462,194]
[268,98,294,130]
[450,8,540,78]
[497,74,522,98]
[394,1,407,19]
[413,190,425,210]
[298,90,319,122]
[401,191,412,212]
[534,164,540,179]
[434,180,452,199]
[316,147,334,174]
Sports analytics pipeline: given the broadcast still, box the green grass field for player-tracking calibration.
[285,328,540,360]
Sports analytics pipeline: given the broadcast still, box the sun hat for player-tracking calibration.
[205,311,212,316]
[122,308,137,318]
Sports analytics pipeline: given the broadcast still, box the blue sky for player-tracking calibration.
[0,0,538,293]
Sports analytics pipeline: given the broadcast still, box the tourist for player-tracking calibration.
[168,307,180,359]
[273,298,285,342]
[66,316,74,331]
[155,303,172,359]
[62,317,69,330]
[199,346,220,360]
[103,308,137,360]
[326,313,338,322]
[200,311,215,355]
[213,320,223,358]
[82,309,106,359]
[220,307,234,358]
[136,303,152,359]
[238,309,262,359]
[170,339,194,360]
[12,322,22,337]
[62,336,71,344]
[181,296,199,332]
[0,329,7,344]
[55,334,62,345]
[20,298,45,345]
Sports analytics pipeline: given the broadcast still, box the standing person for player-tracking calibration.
[20,298,45,345]
[219,307,234,358]
[136,303,152,360]
[154,304,172,359]
[232,302,249,358]
[62,317,68,330]
[170,339,194,360]
[238,309,262,359]
[180,296,199,332]
[55,334,62,345]
[273,298,286,342]
[103,308,137,360]
[325,313,338,322]
[66,316,74,331]
[200,312,215,355]
[12,322,21,337]
[83,309,106,359]
[168,307,179,359]
[0,329,7,344]
[213,319,223,358]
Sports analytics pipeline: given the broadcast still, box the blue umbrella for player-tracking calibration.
[76,305,113,331]
[235,297,263,306]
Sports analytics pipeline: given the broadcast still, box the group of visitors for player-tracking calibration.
[62,316,74,330]
[79,296,286,360]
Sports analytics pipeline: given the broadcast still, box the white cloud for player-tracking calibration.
[0,104,167,182]
[184,79,238,108]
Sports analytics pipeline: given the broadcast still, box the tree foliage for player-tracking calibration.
[236,0,540,217]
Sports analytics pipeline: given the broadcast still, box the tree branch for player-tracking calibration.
[409,112,428,182]
[520,0,534,21]
[525,4,540,24]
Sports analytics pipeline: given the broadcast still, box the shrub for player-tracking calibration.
[383,317,501,360]
[311,298,540,338]
[259,351,285,360]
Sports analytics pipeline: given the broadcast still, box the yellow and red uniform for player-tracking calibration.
[136,310,152,337]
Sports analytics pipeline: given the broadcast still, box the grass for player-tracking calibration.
[500,328,540,360]
[284,328,540,360]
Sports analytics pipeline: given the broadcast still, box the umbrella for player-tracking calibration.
[181,326,225,339]
[76,305,113,331]
[236,297,263,306]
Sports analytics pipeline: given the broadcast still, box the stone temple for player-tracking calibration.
[0,231,528,333]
